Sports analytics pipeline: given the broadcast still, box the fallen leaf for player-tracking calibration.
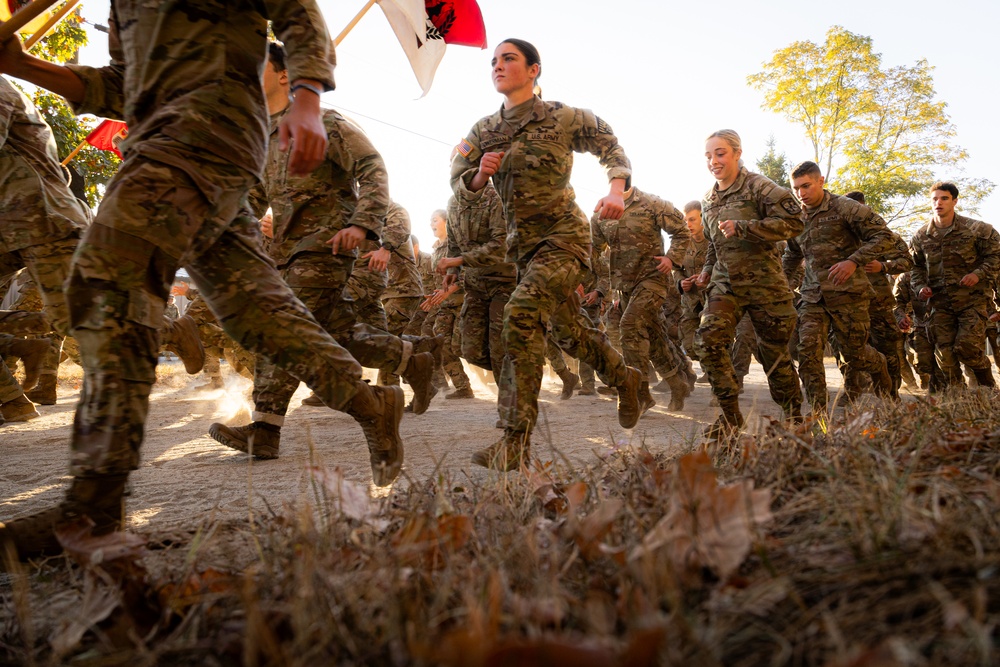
[484,638,615,667]
[309,466,388,530]
[629,450,772,584]
[49,581,120,657]
[565,500,623,561]
[55,518,148,568]
[392,513,474,569]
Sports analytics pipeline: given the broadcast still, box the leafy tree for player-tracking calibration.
[748,26,993,224]
[14,7,120,206]
[755,135,789,189]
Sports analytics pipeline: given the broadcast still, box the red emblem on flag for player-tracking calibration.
[425,0,487,48]
[85,120,129,158]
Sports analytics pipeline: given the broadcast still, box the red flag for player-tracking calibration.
[85,120,128,158]
[426,0,486,48]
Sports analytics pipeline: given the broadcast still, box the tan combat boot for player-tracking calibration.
[556,368,579,400]
[665,372,691,411]
[471,430,530,471]
[25,372,57,405]
[163,314,205,374]
[0,395,40,422]
[208,422,281,459]
[401,352,438,414]
[639,379,656,415]
[616,366,644,428]
[704,398,745,441]
[347,383,404,486]
[5,337,50,391]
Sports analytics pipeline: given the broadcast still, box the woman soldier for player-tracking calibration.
[451,38,646,471]
[694,130,804,438]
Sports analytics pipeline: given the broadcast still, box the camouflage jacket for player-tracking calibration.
[382,203,423,299]
[249,107,387,267]
[446,185,516,291]
[910,214,1000,309]
[451,95,631,269]
[590,187,690,296]
[66,0,335,181]
[866,231,914,304]
[0,77,90,253]
[782,191,895,305]
[677,235,709,305]
[416,251,434,296]
[350,238,388,295]
[893,272,930,330]
[431,238,463,306]
[702,168,803,305]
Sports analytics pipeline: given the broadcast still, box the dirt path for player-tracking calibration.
[0,360,854,534]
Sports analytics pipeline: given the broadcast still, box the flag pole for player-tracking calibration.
[24,0,80,50]
[334,0,377,47]
[60,137,87,166]
[0,0,61,43]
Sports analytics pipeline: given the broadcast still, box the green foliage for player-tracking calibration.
[755,135,789,188]
[749,26,994,224]
[18,7,120,206]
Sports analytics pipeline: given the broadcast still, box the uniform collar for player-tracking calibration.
[493,95,547,133]
[707,167,749,205]
[804,190,832,218]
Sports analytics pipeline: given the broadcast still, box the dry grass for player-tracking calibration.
[1,390,998,666]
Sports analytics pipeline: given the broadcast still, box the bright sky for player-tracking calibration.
[74,0,999,251]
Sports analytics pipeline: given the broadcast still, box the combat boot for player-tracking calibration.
[25,373,57,405]
[616,367,644,429]
[346,383,404,486]
[0,474,126,564]
[638,380,656,416]
[704,398,744,441]
[973,367,997,389]
[556,368,579,400]
[193,376,225,391]
[471,430,530,471]
[5,337,50,391]
[401,352,437,414]
[597,385,617,396]
[666,372,691,411]
[163,315,205,374]
[0,395,40,422]
[301,392,325,406]
[208,422,281,459]
[445,386,475,399]
[870,360,897,400]
[651,379,671,393]
[411,334,445,368]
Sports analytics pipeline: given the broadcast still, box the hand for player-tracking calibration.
[437,256,463,274]
[0,33,27,76]
[594,192,625,220]
[327,225,366,254]
[170,282,190,297]
[918,287,933,300]
[680,276,696,293]
[990,312,1000,323]
[259,212,273,238]
[898,314,912,332]
[827,260,858,286]
[718,220,737,238]
[864,260,883,273]
[582,290,600,307]
[960,272,980,287]
[423,286,456,310]
[278,83,327,176]
[695,271,711,288]
[363,247,391,272]
[653,255,673,274]
[442,273,458,289]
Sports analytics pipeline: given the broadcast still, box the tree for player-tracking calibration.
[755,135,789,189]
[14,8,120,206]
[748,26,993,225]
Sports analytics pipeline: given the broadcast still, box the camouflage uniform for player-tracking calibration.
[425,235,471,392]
[452,96,634,438]
[590,187,691,403]
[345,238,389,330]
[678,235,709,359]
[404,249,435,337]
[57,1,351,478]
[0,76,89,384]
[695,168,803,421]
[245,106,418,424]
[782,191,895,411]
[184,287,254,381]
[381,202,424,335]
[893,272,938,387]
[909,214,1000,387]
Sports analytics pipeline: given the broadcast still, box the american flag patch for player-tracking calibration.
[456,138,474,157]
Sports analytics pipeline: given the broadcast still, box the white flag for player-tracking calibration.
[377,0,446,96]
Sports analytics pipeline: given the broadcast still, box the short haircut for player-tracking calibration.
[930,181,959,199]
[267,42,287,72]
[431,209,448,222]
[844,191,866,204]
[683,201,702,214]
[790,161,822,180]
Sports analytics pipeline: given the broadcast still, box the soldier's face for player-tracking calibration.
[792,174,825,209]
[931,190,956,219]
[705,138,740,184]
[491,43,537,96]
[431,215,447,239]
[263,61,288,111]
[685,209,703,235]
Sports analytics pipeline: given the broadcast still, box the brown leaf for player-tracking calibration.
[567,500,623,561]
[55,517,147,568]
[484,638,615,667]
[392,513,474,569]
[158,568,237,615]
[630,450,772,584]
[309,466,388,530]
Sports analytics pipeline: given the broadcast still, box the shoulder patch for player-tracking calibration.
[780,198,802,216]
[596,117,613,135]
[456,138,474,158]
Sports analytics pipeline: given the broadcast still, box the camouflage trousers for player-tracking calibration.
[430,302,471,392]
[502,246,630,435]
[695,292,801,410]
[344,275,388,332]
[731,312,756,380]
[576,300,604,391]
[460,279,514,375]
[184,291,254,380]
[0,357,21,403]
[0,236,77,380]
[930,303,992,386]
[252,253,409,424]
[379,296,421,385]
[845,293,903,395]
[620,281,684,380]
[797,300,886,410]
[679,292,704,360]
[65,154,368,477]
[604,299,622,352]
